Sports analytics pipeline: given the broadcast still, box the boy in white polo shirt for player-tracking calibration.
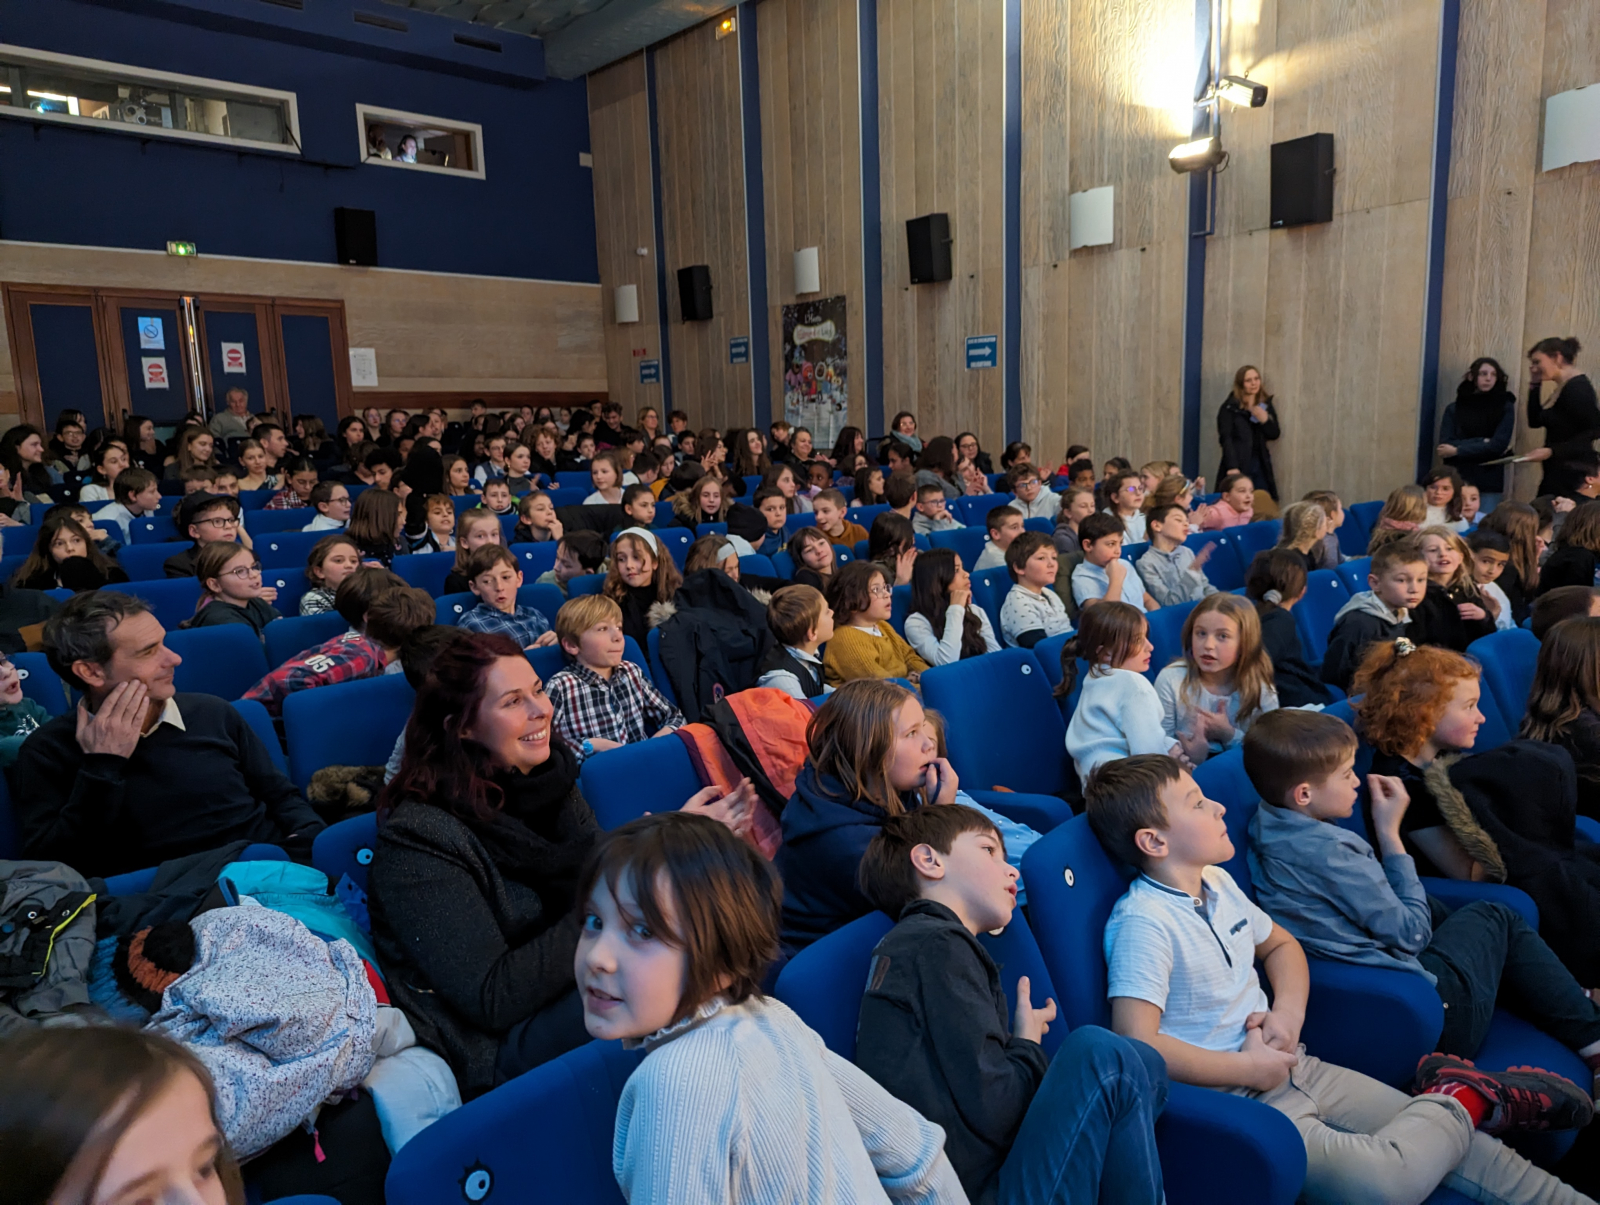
[1089,755,1594,1205]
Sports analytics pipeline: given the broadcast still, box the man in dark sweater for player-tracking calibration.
[854,805,1168,1205]
[13,591,323,877]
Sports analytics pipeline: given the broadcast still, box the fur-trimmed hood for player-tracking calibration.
[1422,755,1506,882]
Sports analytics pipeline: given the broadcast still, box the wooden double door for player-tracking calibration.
[2,285,352,433]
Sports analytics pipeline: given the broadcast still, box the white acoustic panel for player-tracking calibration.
[1069,185,1115,250]
[614,283,639,324]
[1544,83,1600,173]
[794,247,820,294]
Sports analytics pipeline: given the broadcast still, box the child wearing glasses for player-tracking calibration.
[821,561,929,686]
[183,542,280,638]
[164,493,244,578]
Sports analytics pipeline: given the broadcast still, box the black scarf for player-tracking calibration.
[466,741,596,910]
[1451,381,1514,440]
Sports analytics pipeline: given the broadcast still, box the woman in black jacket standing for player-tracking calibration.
[1437,357,1515,505]
[1525,337,1600,499]
[1217,364,1281,501]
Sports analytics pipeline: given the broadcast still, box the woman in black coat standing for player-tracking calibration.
[1437,357,1515,504]
[1217,364,1281,500]
[1525,337,1600,500]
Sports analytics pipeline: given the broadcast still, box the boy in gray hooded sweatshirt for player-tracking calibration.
[1320,538,1427,692]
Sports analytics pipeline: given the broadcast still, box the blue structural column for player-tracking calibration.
[1416,0,1461,480]
[1002,0,1023,445]
[644,46,673,409]
[1179,0,1211,480]
[857,0,885,439]
[738,1,771,427]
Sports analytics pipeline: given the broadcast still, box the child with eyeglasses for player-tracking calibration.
[182,542,280,639]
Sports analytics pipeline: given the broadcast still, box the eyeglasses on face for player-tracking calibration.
[196,516,240,529]
[219,562,263,580]
[868,584,893,598]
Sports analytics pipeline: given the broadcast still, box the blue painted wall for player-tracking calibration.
[0,0,599,282]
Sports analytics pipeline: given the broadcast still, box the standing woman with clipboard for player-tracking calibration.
[1523,337,1600,499]
[1436,357,1515,510]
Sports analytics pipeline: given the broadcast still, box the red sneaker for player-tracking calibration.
[1415,1053,1595,1136]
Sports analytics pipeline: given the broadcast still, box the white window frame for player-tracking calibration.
[355,103,486,180]
[0,43,301,155]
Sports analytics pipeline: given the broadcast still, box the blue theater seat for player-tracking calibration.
[646,627,677,708]
[921,649,1073,796]
[1293,569,1351,664]
[1144,598,1199,679]
[256,531,324,570]
[1231,519,1282,567]
[263,612,348,669]
[846,503,889,527]
[263,568,311,618]
[127,514,181,543]
[105,579,202,632]
[928,526,988,567]
[392,551,457,597]
[117,542,191,581]
[956,492,1010,526]
[13,652,68,716]
[165,624,272,700]
[232,698,288,775]
[569,572,605,597]
[1338,556,1373,595]
[510,541,559,580]
[283,673,415,792]
[246,508,316,534]
[1467,627,1539,732]
[579,735,703,830]
[1187,530,1246,591]
[313,812,379,893]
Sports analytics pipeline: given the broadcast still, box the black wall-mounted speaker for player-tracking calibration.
[1270,133,1335,228]
[906,213,952,284]
[677,264,713,321]
[334,207,378,266]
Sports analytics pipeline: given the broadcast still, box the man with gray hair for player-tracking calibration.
[12,592,323,876]
[208,386,255,441]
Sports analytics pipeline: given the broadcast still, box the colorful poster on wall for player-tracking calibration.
[141,357,169,390]
[782,295,847,450]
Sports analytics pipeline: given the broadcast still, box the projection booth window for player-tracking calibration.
[356,105,485,180]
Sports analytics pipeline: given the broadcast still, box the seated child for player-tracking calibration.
[811,488,868,548]
[1245,708,1600,1087]
[1198,471,1254,530]
[11,517,127,592]
[545,594,684,765]
[822,561,929,686]
[513,490,563,544]
[299,534,364,616]
[617,483,656,530]
[1538,500,1600,594]
[905,548,999,666]
[1071,513,1155,614]
[410,494,457,553]
[1424,467,1469,532]
[584,450,625,505]
[473,435,508,486]
[919,708,1041,897]
[754,486,791,549]
[1460,483,1482,530]
[884,470,917,521]
[726,502,776,557]
[456,544,558,648]
[184,542,280,638]
[1091,755,1594,1204]
[755,583,834,700]
[910,483,962,536]
[1245,548,1332,707]
[1320,536,1425,693]
[855,804,1168,1205]
[1467,529,1515,632]
[94,467,162,544]
[602,527,682,648]
[786,526,837,592]
[481,478,516,518]
[1303,490,1346,570]
[577,812,966,1201]
[1525,615,1600,820]
[1060,601,1178,784]
[503,442,536,495]
[1137,502,1216,607]
[763,463,813,514]
[976,504,1025,572]
[997,531,1074,649]
[778,679,955,950]
[535,530,607,598]
[264,458,317,509]
[1005,464,1058,520]
[301,481,351,532]
[866,512,919,585]
[1103,470,1148,542]
[1154,593,1279,765]
[1273,501,1327,574]
[246,574,433,716]
[164,493,242,578]
[1413,526,1496,650]
[0,651,49,768]
[1367,484,1428,556]
[1052,485,1098,556]
[443,508,505,594]
[1532,584,1600,640]
[179,464,219,496]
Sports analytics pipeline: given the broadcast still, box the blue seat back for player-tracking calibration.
[1232,520,1282,567]
[105,579,202,632]
[510,541,559,580]
[526,636,649,686]
[1337,557,1372,595]
[1294,569,1351,664]
[1467,627,1539,731]
[579,736,703,830]
[928,526,989,568]
[969,565,1012,635]
[231,698,288,775]
[1122,540,1149,566]
[921,648,1071,795]
[237,488,274,511]
[846,503,890,527]
[1187,530,1246,591]
[519,584,564,626]
[956,493,1010,526]
[392,552,457,597]
[1023,516,1053,534]
[312,812,380,893]
[0,553,27,584]
[165,624,272,700]
[13,652,68,716]
[127,514,181,543]
[647,627,677,708]
[769,550,796,578]
[889,583,912,634]
[1192,748,1265,896]
[1339,503,1375,557]
[256,531,324,570]
[1472,680,1514,750]
[263,612,348,669]
[1144,598,1199,678]
[263,568,311,618]
[739,554,777,581]
[695,522,729,538]
[569,573,605,597]
[653,527,694,570]
[554,471,593,490]
[783,513,816,536]
[450,493,480,515]
[436,591,476,623]
[386,1039,639,1205]
[284,673,415,792]
[246,508,315,534]
[118,542,191,581]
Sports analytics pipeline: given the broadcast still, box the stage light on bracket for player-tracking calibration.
[715,13,736,39]
[1217,75,1268,107]
[1169,136,1227,174]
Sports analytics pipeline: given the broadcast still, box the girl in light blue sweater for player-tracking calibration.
[576,812,965,1204]
[1058,601,1180,786]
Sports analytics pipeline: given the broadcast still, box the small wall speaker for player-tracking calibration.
[906,213,952,283]
[1270,133,1335,228]
[333,207,378,266]
[614,284,640,324]
[677,265,713,321]
[794,247,820,294]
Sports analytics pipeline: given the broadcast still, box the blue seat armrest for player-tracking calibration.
[966,789,1073,834]
[1301,959,1441,1087]
[1576,815,1600,846]
[1157,1082,1305,1205]
[1421,877,1539,929]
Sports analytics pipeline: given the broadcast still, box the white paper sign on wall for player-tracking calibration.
[1069,186,1115,250]
[141,357,170,390]
[138,317,164,350]
[220,342,247,374]
[349,347,379,388]
[1544,83,1600,172]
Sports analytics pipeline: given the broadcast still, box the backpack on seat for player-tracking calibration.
[653,570,776,723]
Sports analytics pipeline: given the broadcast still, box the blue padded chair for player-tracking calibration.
[928,526,988,567]
[13,652,68,716]
[284,674,416,793]
[770,550,796,578]
[921,649,1073,795]
[118,542,191,581]
[956,493,1011,526]
[1232,520,1282,566]
[1467,627,1539,731]
[742,475,763,496]
[647,627,677,708]
[569,573,605,597]
[966,787,1074,833]
[846,503,890,527]
[0,552,27,583]
[1294,569,1351,664]
[166,624,272,700]
[1338,556,1372,595]
[526,635,648,686]
[1144,598,1199,679]
[969,566,1013,637]
[739,554,777,580]
[519,584,565,625]
[238,488,274,511]
[1031,632,1080,723]
[852,539,869,560]
[1339,503,1375,557]
[1472,682,1515,751]
[653,527,694,570]
[1348,499,1384,546]
[436,591,476,623]
[554,471,593,491]
[232,698,288,775]
[1186,530,1246,591]
[127,514,182,543]
[105,579,202,632]
[890,583,911,634]
[103,842,287,898]
[783,513,816,536]
[256,531,323,570]
[1122,540,1149,566]
[695,522,730,538]
[263,612,347,669]
[247,508,315,534]
[579,735,703,830]
[263,568,310,618]
[450,494,480,515]
[510,541,559,580]
[392,551,457,597]
[385,1039,640,1205]
[497,512,518,544]
[1023,516,1053,534]
[0,773,18,859]
[312,812,379,893]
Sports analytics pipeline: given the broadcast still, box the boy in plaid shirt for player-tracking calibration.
[456,545,558,648]
[545,594,683,765]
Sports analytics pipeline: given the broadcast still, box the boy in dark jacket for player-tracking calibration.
[1321,539,1427,692]
[854,804,1168,1205]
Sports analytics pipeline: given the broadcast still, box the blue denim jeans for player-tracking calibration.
[996,1026,1169,1205]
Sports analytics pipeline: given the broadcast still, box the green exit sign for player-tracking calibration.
[165,241,198,257]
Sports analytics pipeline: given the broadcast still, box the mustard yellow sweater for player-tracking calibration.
[823,621,930,686]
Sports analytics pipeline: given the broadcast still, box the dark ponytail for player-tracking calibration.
[1529,336,1582,364]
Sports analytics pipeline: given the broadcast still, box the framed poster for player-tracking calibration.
[781,295,847,450]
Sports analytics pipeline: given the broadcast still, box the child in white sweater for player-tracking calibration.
[578,812,965,1204]
[1152,593,1280,766]
[1059,601,1181,785]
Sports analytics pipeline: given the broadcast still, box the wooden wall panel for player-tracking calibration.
[758,0,865,433]
[877,0,1005,449]
[588,54,664,421]
[655,22,754,433]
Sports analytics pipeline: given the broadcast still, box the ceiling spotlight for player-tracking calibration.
[1217,75,1268,107]
[715,14,736,39]
[1169,136,1226,174]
